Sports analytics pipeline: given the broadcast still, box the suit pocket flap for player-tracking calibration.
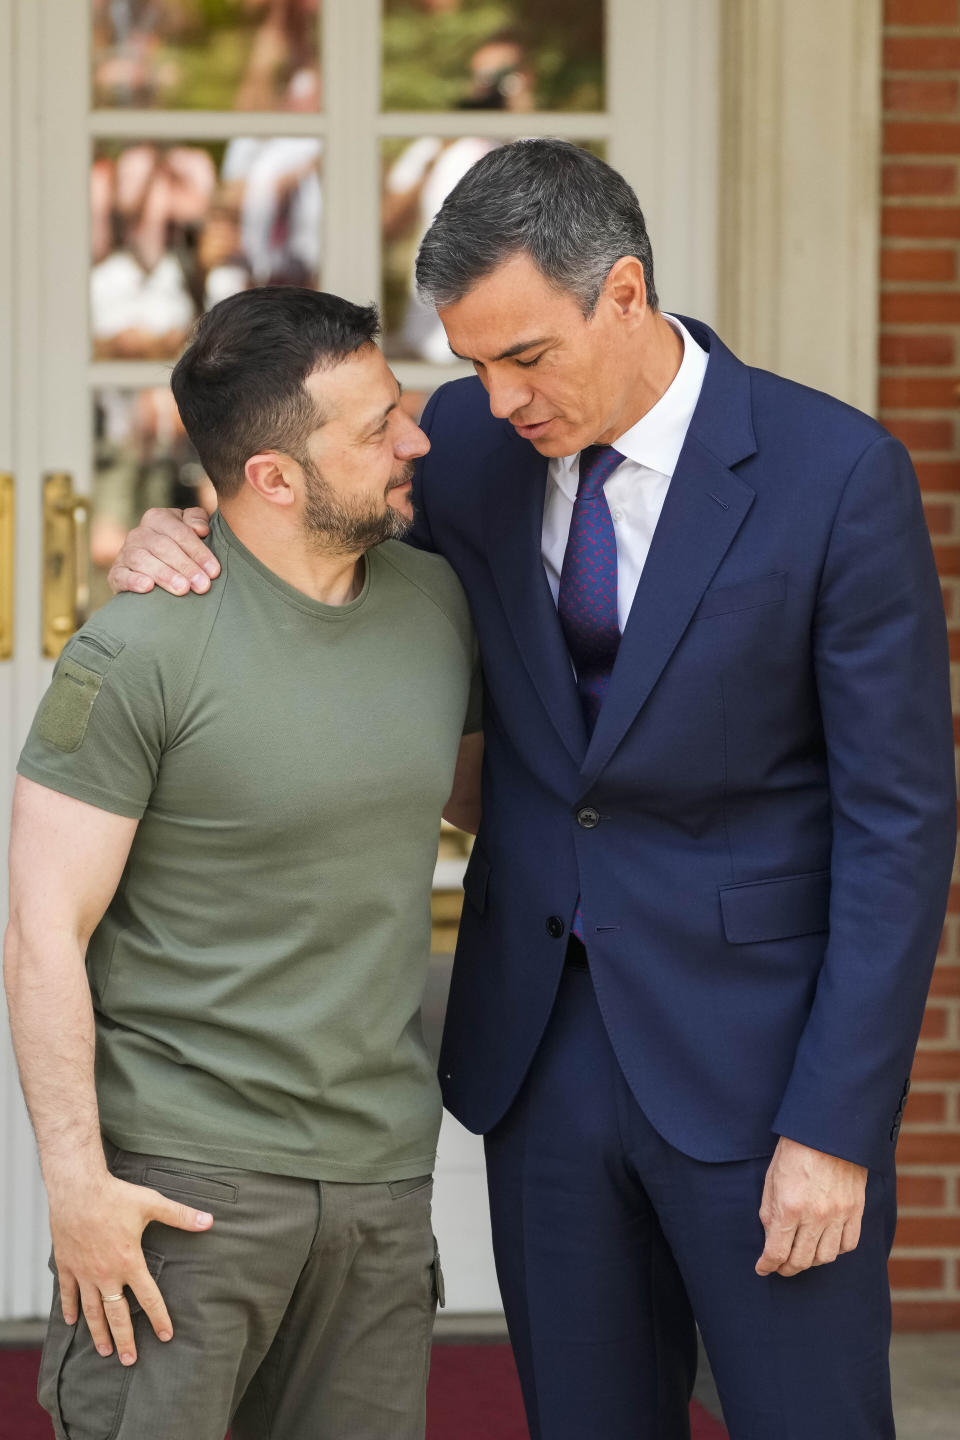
[696,572,786,620]
[462,846,490,913]
[719,870,830,944]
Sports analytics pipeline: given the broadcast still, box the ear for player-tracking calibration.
[244,452,297,507]
[604,255,647,322]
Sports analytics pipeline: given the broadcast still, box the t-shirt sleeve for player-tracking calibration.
[17,622,165,819]
[463,634,484,736]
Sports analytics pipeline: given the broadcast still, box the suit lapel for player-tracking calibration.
[484,430,588,765]
[580,321,759,788]
[581,439,755,787]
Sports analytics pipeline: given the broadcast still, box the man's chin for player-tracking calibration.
[530,435,576,459]
[387,495,415,524]
[377,502,413,544]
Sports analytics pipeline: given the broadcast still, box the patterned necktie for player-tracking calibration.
[557,444,625,945]
[557,444,626,734]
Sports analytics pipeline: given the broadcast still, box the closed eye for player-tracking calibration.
[516,354,544,369]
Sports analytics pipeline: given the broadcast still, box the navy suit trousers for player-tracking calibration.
[484,960,898,1440]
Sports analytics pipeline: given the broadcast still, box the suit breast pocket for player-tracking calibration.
[694,572,787,621]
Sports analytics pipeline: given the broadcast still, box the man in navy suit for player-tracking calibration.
[110,141,955,1439]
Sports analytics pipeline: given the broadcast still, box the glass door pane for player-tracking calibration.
[91,136,324,360]
[92,0,323,111]
[381,0,603,112]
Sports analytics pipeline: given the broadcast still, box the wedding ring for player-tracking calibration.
[100,1292,125,1303]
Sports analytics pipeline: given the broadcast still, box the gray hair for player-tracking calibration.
[415,138,658,317]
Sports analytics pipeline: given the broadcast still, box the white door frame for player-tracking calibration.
[718,0,882,414]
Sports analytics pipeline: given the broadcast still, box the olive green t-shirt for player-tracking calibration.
[18,513,481,1181]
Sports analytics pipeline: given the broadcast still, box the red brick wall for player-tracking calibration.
[881,0,960,1331]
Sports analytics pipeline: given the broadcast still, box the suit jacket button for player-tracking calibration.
[546,916,565,939]
[577,806,600,829]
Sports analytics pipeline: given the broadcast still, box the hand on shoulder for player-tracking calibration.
[108,507,220,598]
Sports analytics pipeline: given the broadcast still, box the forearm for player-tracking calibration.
[442,800,480,835]
[4,782,206,1358]
[774,780,955,1165]
[3,922,107,1190]
[4,918,213,1359]
[443,732,484,835]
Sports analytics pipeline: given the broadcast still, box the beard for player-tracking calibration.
[301,457,414,552]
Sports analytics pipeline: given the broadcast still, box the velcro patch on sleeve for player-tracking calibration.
[35,657,105,752]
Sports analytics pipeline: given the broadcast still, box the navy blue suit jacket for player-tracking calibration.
[412,318,956,1172]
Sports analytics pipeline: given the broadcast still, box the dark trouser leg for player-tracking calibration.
[484,963,697,1440]
[485,953,897,1440]
[625,1120,897,1440]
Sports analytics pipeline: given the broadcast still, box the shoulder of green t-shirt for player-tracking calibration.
[17,563,231,817]
[64,561,229,720]
[376,541,474,648]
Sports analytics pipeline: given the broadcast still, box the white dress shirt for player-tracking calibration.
[541,315,709,631]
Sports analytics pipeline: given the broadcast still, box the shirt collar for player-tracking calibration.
[553,314,708,495]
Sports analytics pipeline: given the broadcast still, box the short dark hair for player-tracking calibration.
[171,287,380,498]
[415,138,658,316]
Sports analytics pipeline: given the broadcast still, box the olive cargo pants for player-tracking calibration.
[38,1145,443,1440]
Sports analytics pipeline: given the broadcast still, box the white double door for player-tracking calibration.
[0,0,721,1319]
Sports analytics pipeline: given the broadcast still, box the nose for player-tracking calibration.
[485,371,534,422]
[395,414,430,460]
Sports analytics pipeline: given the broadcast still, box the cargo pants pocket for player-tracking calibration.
[432,1237,446,1310]
[38,1248,164,1440]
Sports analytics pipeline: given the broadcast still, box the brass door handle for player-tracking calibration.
[43,472,91,658]
[0,472,12,660]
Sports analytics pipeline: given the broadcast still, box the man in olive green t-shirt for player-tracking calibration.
[4,288,482,1440]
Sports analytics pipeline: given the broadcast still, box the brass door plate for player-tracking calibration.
[43,472,91,658]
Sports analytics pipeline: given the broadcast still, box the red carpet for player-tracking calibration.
[425,1345,729,1439]
[0,1345,728,1438]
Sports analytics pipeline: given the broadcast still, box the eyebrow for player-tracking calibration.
[449,337,553,363]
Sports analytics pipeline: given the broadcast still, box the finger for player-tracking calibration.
[115,549,199,597]
[130,1269,173,1343]
[126,532,214,591]
[101,1290,138,1366]
[839,1212,863,1255]
[182,505,214,537]
[58,1270,80,1326]
[777,1221,823,1276]
[108,563,156,596]
[146,1190,214,1234]
[812,1220,845,1267]
[79,1284,115,1359]
[141,508,220,577]
[756,1222,798,1276]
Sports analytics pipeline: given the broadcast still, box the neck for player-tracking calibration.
[219,499,365,606]
[599,311,685,444]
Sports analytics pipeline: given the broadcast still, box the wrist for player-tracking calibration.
[41,1140,109,1198]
